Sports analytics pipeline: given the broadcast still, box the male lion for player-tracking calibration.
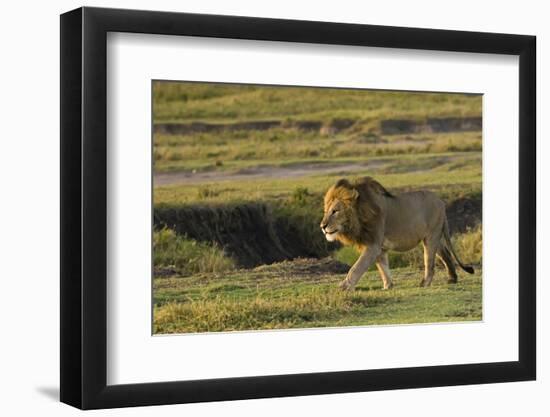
[320,177,474,290]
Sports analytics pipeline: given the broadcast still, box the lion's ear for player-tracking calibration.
[350,188,359,201]
[335,178,352,189]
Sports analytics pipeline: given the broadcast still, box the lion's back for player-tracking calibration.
[385,190,446,239]
[395,190,444,212]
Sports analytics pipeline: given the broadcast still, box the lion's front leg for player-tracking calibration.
[376,251,393,290]
[340,246,381,291]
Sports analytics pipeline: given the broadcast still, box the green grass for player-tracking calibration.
[152,82,482,174]
[154,152,482,207]
[153,129,481,173]
[153,81,481,123]
[153,153,482,277]
[153,260,482,334]
[452,225,483,265]
[154,227,235,275]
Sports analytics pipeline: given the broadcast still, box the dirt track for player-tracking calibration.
[154,160,389,186]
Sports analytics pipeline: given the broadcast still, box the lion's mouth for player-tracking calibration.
[323,227,339,242]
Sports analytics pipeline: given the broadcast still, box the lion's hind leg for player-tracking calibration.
[437,246,458,284]
[375,252,393,290]
[420,237,439,288]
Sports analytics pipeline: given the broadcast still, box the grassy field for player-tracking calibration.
[152,81,483,335]
[154,259,482,334]
[153,81,481,123]
[153,128,481,173]
[154,152,482,205]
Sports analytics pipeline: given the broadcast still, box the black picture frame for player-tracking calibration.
[60,6,536,410]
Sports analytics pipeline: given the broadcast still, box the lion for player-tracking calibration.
[320,177,474,290]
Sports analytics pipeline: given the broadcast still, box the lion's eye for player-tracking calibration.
[331,209,338,215]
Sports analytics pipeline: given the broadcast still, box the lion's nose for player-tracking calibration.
[320,222,327,230]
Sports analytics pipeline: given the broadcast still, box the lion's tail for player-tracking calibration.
[442,218,475,274]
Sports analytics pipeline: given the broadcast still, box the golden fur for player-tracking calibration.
[320,177,474,290]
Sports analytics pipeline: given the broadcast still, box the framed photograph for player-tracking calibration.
[60,6,536,410]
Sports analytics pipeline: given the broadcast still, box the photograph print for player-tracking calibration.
[152,81,482,335]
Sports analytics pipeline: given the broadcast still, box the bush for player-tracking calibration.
[197,186,220,199]
[291,186,311,205]
[153,227,235,275]
[452,225,482,265]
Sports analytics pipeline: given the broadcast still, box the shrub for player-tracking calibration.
[452,225,482,265]
[153,227,235,275]
[166,150,183,161]
[197,186,219,199]
[291,186,311,205]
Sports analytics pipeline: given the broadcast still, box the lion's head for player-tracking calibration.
[320,177,393,246]
[320,179,361,243]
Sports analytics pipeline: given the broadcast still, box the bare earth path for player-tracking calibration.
[154,161,390,186]
[153,153,479,186]
[154,153,478,187]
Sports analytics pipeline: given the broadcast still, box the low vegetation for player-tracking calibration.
[153,259,482,334]
[154,152,482,206]
[153,81,481,123]
[452,225,483,265]
[153,227,235,275]
[153,129,482,173]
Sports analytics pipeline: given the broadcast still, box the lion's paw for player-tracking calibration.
[339,280,354,291]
